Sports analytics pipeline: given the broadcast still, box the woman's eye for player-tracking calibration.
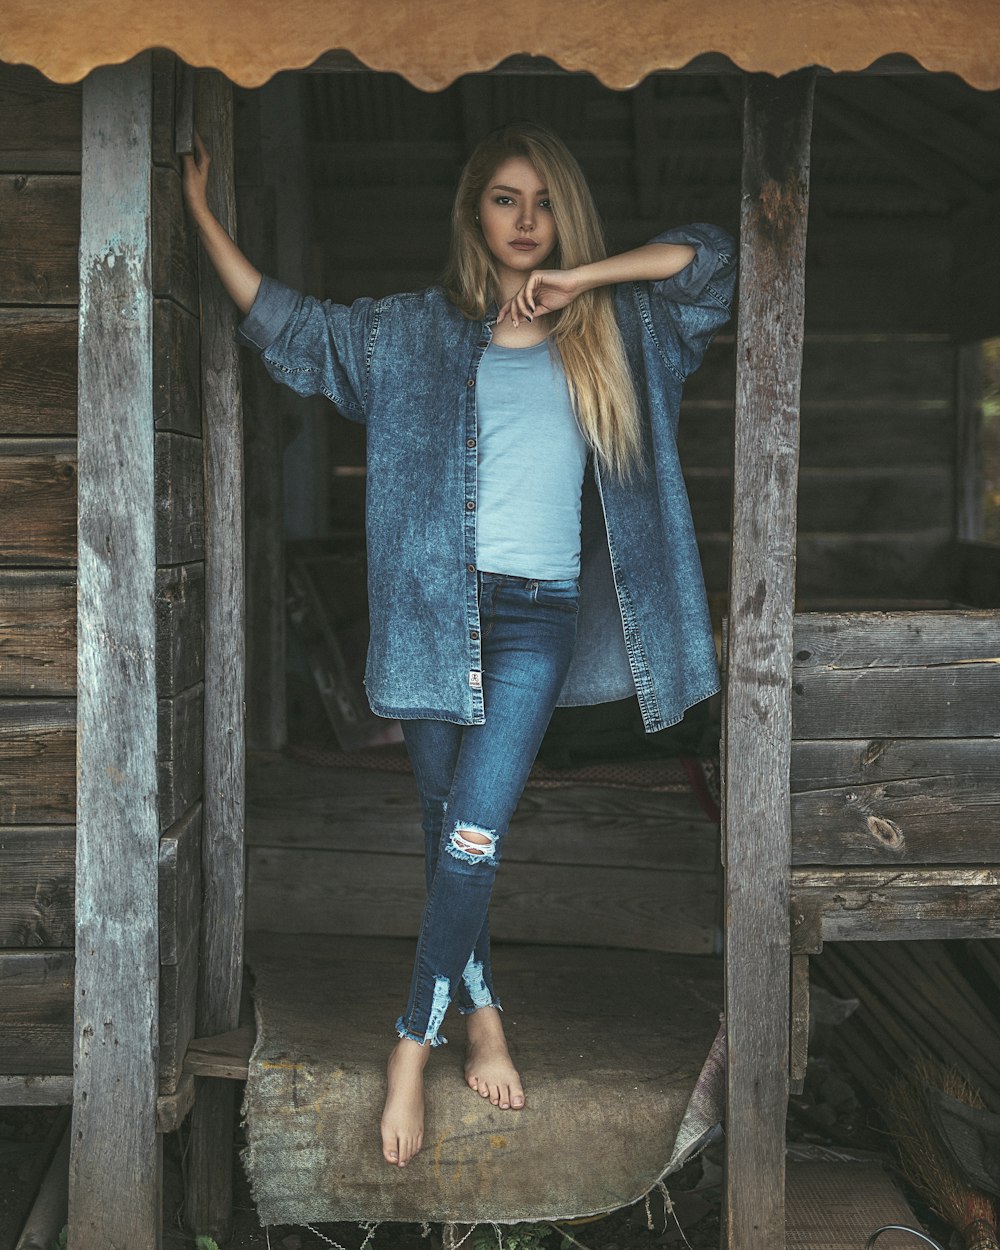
[539,200,552,211]
[494,195,514,206]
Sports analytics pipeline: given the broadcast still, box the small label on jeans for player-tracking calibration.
[469,670,482,689]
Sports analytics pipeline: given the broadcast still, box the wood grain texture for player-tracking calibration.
[686,466,952,535]
[155,430,205,565]
[151,163,198,315]
[699,533,952,603]
[157,683,204,830]
[791,868,1000,948]
[789,953,809,1092]
[245,754,720,873]
[185,69,245,1244]
[0,826,74,947]
[155,562,205,697]
[723,70,814,1250]
[154,297,201,434]
[158,803,202,967]
[0,950,74,1075]
[790,611,1000,739]
[0,309,78,434]
[0,569,76,695]
[157,1073,195,1133]
[0,174,80,303]
[0,699,75,824]
[0,1075,74,1105]
[0,438,77,565]
[247,847,719,954]
[73,56,161,1248]
[238,91,286,751]
[684,334,953,406]
[791,738,1000,864]
[677,404,955,470]
[0,64,81,173]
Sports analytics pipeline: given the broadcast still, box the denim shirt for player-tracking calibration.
[238,224,737,733]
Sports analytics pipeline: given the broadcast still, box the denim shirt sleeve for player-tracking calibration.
[237,274,378,423]
[635,223,738,380]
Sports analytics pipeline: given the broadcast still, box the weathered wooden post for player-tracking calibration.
[74,52,162,1248]
[723,69,815,1250]
[183,69,246,1242]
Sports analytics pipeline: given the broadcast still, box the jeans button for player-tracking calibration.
[470,630,479,640]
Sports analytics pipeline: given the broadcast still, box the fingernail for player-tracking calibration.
[525,315,533,322]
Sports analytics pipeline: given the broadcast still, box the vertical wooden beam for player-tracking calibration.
[723,69,814,1250]
[956,342,983,544]
[73,53,161,1250]
[237,89,287,750]
[183,69,245,1244]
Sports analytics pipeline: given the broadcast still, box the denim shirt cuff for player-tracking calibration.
[237,275,302,353]
[645,224,735,303]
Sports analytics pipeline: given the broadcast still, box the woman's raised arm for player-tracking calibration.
[182,131,262,316]
[498,241,697,327]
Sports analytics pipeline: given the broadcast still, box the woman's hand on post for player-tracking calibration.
[181,130,212,224]
[179,129,262,316]
[497,268,588,327]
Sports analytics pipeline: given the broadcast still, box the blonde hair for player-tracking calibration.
[441,123,642,479]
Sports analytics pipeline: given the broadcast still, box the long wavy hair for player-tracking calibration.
[441,123,642,479]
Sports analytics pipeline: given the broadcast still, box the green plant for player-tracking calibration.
[52,1228,68,1250]
[196,1238,221,1250]
[471,1224,552,1250]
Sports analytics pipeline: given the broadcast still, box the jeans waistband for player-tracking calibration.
[477,569,579,592]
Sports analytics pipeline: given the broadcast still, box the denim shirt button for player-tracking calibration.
[467,378,475,388]
[466,563,475,572]
[477,340,488,348]
[470,630,479,640]
[467,438,476,448]
[466,500,475,511]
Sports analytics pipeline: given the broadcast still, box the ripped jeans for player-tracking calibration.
[395,571,580,1046]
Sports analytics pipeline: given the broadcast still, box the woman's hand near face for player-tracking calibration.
[497,268,588,327]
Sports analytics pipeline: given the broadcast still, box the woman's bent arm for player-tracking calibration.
[182,132,262,316]
[499,241,696,326]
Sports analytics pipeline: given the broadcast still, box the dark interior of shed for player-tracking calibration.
[233,66,1000,756]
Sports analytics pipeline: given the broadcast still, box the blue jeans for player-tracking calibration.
[395,571,580,1046]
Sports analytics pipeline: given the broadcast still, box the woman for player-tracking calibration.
[182,121,736,1171]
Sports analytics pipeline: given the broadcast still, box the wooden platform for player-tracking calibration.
[241,936,724,1225]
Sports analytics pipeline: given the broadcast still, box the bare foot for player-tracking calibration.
[381,1038,430,1166]
[464,1007,525,1110]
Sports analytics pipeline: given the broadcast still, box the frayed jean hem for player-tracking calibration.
[457,998,503,1017]
[395,1016,448,1048]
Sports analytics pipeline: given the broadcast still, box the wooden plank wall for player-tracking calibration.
[682,334,955,606]
[245,754,722,955]
[0,56,205,1104]
[0,64,81,1083]
[789,611,1000,949]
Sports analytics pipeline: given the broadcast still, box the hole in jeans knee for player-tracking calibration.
[447,821,498,865]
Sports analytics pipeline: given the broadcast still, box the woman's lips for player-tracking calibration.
[509,240,538,250]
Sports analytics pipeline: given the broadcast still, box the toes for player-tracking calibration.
[382,1136,400,1166]
[466,1073,479,1091]
[511,1090,525,1109]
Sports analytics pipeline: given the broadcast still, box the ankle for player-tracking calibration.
[389,1037,432,1069]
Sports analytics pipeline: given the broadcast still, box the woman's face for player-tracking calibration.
[477,156,558,288]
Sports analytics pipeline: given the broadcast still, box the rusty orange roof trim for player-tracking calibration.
[2,0,1000,90]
